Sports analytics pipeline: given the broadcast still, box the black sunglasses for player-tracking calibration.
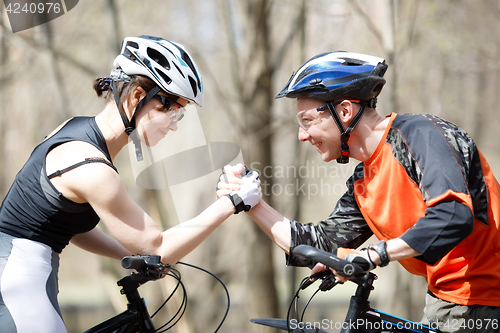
[154,94,183,112]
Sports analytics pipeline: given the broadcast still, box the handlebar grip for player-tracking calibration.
[121,256,146,270]
[292,245,364,278]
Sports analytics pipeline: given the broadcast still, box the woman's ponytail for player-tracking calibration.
[93,77,112,97]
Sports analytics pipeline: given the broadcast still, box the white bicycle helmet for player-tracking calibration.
[113,35,203,106]
[109,35,204,161]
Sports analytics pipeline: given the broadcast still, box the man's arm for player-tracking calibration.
[246,199,291,253]
[217,163,373,266]
[371,238,420,265]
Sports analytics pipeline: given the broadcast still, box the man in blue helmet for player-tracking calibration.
[218,51,500,332]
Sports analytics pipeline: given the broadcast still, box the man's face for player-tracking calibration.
[296,98,341,162]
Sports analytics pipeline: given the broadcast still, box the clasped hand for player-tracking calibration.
[216,164,262,214]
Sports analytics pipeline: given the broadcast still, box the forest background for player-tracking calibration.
[1,0,500,332]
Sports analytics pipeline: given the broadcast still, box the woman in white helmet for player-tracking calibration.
[0,35,261,333]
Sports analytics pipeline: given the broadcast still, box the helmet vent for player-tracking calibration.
[123,45,138,61]
[296,67,318,84]
[340,58,367,66]
[180,50,201,91]
[172,62,186,79]
[147,48,170,70]
[157,69,172,85]
[126,41,139,49]
[188,76,198,97]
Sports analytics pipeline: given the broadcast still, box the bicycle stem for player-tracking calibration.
[118,275,156,332]
[340,273,377,333]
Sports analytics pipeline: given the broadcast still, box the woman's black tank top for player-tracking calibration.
[0,117,118,253]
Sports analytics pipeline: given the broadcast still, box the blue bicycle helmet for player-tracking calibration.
[276,51,387,104]
[276,51,388,163]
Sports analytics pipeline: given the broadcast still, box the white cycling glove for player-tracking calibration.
[226,171,262,214]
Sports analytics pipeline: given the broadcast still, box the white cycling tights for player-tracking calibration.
[0,232,67,333]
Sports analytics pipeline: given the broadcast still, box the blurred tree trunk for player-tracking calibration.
[383,0,397,115]
[240,1,279,330]
[105,0,121,62]
[41,20,71,124]
[289,0,307,302]
[213,0,312,329]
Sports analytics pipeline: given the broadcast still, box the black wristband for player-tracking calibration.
[226,194,250,214]
[368,240,390,267]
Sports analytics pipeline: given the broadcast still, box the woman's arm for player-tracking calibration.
[70,227,131,260]
[46,139,258,265]
[157,196,236,263]
[77,164,236,265]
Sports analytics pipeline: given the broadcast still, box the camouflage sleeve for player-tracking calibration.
[286,163,373,267]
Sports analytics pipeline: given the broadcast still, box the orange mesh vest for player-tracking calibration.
[354,113,500,306]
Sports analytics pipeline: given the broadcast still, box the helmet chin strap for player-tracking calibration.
[111,80,161,162]
[325,101,366,164]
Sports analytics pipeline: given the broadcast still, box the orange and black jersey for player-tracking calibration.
[289,113,500,306]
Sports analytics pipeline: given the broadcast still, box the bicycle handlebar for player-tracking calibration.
[121,256,147,270]
[121,254,166,270]
[292,245,364,278]
[120,254,169,284]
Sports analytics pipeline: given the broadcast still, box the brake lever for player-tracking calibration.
[301,269,334,290]
[318,275,340,291]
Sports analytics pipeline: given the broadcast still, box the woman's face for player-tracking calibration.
[135,95,189,147]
